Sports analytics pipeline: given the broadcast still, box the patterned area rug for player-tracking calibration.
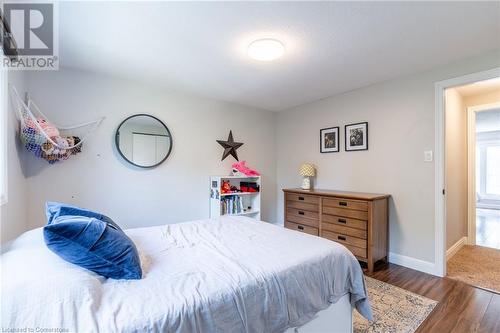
[353,277,437,333]
[447,245,500,293]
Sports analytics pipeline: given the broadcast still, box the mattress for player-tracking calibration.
[1,216,371,332]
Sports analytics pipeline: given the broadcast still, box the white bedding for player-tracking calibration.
[1,216,371,333]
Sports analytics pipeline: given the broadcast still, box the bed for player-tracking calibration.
[1,216,371,332]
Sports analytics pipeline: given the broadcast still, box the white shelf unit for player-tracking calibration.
[210,176,261,220]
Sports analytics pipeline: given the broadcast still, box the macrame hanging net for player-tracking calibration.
[10,86,105,164]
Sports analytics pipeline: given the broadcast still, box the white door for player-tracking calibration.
[132,133,156,166]
[156,136,169,162]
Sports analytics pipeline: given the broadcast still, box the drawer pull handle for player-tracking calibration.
[339,201,348,206]
[298,225,304,230]
[298,196,305,201]
[338,218,346,224]
[338,235,346,241]
[298,211,305,215]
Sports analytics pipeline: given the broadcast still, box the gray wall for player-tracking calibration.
[1,71,29,244]
[22,69,277,231]
[2,51,499,270]
[276,51,500,263]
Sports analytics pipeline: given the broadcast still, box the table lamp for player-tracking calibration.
[299,163,316,190]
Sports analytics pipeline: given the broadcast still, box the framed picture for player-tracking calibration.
[320,127,339,153]
[345,122,368,151]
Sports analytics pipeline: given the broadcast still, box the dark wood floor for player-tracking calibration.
[364,263,500,333]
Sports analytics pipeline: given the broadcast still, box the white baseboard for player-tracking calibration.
[388,252,438,276]
[446,237,467,261]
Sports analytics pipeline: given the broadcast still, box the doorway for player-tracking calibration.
[444,78,500,293]
[468,104,500,250]
[435,67,500,278]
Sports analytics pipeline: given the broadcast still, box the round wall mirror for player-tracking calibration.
[115,114,172,168]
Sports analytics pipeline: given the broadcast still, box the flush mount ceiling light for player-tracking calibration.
[247,39,285,61]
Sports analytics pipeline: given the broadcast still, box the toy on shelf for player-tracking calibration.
[221,180,232,194]
[210,176,261,220]
[220,181,260,194]
[240,182,260,193]
[232,161,260,177]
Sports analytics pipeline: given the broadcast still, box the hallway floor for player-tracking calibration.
[476,208,500,250]
[447,245,500,294]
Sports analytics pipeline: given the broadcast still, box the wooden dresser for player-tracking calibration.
[283,188,390,272]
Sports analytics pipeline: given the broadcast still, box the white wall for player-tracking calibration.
[23,68,277,230]
[276,51,500,265]
[445,88,467,249]
[1,71,29,244]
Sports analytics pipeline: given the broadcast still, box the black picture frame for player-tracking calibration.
[320,126,340,153]
[115,114,173,168]
[345,122,368,151]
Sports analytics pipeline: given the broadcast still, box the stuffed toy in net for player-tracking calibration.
[11,86,104,164]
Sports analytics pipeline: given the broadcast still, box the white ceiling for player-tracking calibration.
[59,1,500,111]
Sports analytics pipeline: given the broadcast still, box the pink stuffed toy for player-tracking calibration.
[37,118,59,138]
[232,161,260,177]
[26,117,59,138]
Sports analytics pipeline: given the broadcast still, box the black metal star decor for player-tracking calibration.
[216,130,244,161]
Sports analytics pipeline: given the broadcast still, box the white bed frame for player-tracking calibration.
[285,293,353,333]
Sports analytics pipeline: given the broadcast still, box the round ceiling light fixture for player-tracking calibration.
[247,38,285,61]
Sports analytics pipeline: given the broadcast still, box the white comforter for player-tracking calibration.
[1,216,371,333]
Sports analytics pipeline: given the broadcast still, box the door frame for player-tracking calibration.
[467,102,500,245]
[434,67,500,277]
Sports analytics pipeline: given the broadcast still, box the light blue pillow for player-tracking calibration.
[43,212,142,280]
[45,202,118,228]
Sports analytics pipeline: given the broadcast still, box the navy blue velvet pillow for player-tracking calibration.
[43,212,142,280]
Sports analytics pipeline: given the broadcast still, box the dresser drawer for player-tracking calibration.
[287,200,319,212]
[322,222,367,239]
[323,206,368,220]
[287,215,319,228]
[286,209,319,228]
[287,208,319,220]
[343,244,367,259]
[321,230,366,249]
[285,221,319,236]
[287,193,320,204]
[323,198,368,211]
[322,214,367,230]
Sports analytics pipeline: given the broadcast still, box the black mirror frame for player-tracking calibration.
[115,114,173,169]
